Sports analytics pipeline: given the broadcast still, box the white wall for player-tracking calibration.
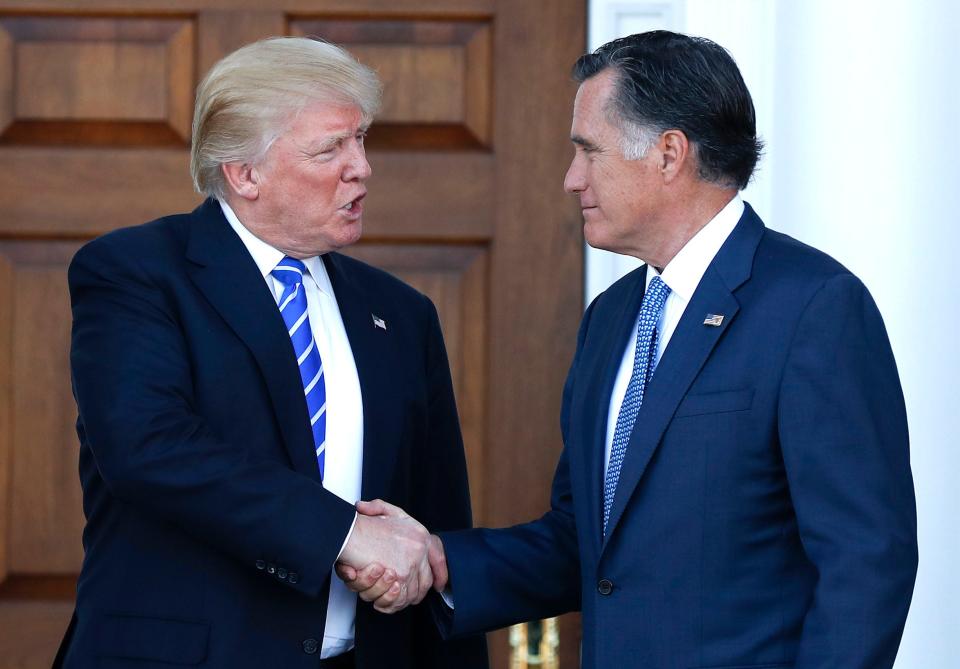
[586,1,960,666]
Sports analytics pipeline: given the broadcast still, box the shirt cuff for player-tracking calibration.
[335,512,359,561]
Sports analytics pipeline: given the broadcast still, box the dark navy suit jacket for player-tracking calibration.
[440,204,917,669]
[58,199,487,668]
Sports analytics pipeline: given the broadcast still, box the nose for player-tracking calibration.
[563,154,585,194]
[344,140,372,182]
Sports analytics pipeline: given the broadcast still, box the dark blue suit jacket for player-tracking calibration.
[441,204,917,668]
[58,199,487,668]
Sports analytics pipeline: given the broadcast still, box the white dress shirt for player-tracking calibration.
[603,195,744,474]
[221,200,363,659]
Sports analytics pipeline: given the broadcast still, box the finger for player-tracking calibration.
[339,562,384,591]
[396,571,417,611]
[380,573,415,614]
[356,569,398,603]
[373,580,403,613]
[413,553,433,605]
[428,534,449,592]
[356,498,408,519]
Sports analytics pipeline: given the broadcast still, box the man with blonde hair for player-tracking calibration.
[56,37,487,669]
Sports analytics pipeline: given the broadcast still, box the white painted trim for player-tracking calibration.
[584,1,684,307]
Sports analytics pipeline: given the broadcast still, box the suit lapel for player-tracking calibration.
[573,266,649,556]
[601,205,765,548]
[322,253,397,502]
[185,199,321,481]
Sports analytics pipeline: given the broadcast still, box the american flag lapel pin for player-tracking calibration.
[703,314,724,327]
[372,314,387,331]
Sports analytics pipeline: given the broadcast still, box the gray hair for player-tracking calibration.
[191,37,382,199]
[573,32,762,189]
[616,116,659,161]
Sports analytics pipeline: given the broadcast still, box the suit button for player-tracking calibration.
[597,578,613,595]
[302,638,319,654]
[267,563,277,575]
[288,572,299,584]
[277,568,288,580]
[255,560,265,570]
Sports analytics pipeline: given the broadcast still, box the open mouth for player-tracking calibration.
[341,193,366,213]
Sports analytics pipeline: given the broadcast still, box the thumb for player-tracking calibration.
[428,534,449,592]
[336,562,358,582]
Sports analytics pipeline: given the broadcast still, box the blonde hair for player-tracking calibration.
[190,37,382,199]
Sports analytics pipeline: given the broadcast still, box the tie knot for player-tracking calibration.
[272,257,307,287]
[646,276,671,304]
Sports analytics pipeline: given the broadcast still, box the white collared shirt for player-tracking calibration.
[220,200,363,659]
[603,195,744,474]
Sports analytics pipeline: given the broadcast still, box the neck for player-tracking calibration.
[644,186,737,268]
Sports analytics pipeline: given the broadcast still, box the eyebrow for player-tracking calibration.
[571,134,599,151]
[308,124,371,153]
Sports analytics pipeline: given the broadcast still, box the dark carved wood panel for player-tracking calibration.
[0,601,74,669]
[0,149,493,240]
[0,148,197,237]
[1,243,84,574]
[0,16,195,145]
[482,2,586,667]
[346,243,488,516]
[0,248,12,584]
[0,0,494,11]
[0,243,82,668]
[197,10,285,75]
[291,17,492,149]
[0,2,584,667]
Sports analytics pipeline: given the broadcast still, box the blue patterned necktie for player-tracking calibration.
[272,257,327,480]
[603,276,671,534]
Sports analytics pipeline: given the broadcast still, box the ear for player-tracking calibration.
[658,129,690,184]
[221,161,261,201]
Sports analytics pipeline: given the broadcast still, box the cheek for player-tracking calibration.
[319,173,348,206]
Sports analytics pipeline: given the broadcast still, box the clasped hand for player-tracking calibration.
[336,499,448,613]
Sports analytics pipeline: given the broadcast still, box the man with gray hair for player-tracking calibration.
[343,30,918,669]
[56,37,487,669]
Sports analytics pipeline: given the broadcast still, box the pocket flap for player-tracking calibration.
[97,613,209,665]
[674,389,754,418]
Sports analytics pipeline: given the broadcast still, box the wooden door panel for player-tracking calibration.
[0,1,585,666]
[0,150,493,239]
[292,17,492,146]
[0,16,195,144]
[0,601,74,669]
[0,243,80,668]
[361,152,494,240]
[196,11,285,75]
[0,0,495,16]
[0,148,194,235]
[4,243,84,575]
[346,244,488,517]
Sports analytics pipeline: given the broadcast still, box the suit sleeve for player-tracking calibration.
[407,295,490,667]
[778,274,918,668]
[435,300,596,637]
[68,235,356,599]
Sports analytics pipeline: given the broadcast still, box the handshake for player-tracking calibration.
[336,499,449,614]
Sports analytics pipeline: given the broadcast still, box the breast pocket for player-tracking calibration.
[673,389,754,418]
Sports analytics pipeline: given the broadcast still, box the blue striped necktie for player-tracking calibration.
[272,257,327,480]
[603,276,671,534]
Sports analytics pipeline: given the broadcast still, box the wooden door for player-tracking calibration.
[0,2,585,667]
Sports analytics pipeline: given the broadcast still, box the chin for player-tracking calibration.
[583,222,611,252]
[334,222,363,250]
